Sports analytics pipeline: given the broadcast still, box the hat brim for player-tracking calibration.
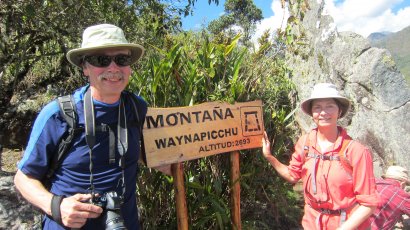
[301,96,351,118]
[66,44,145,67]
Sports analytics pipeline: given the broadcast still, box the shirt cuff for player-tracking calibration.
[356,193,379,207]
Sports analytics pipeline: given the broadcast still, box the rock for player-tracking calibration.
[0,172,42,229]
[286,0,410,177]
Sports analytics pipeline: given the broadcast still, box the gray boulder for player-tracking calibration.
[0,172,41,229]
[286,0,410,176]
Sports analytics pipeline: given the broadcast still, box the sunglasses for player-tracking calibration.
[83,54,132,67]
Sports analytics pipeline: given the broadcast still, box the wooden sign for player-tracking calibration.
[143,100,264,168]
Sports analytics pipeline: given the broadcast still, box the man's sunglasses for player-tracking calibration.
[83,54,132,67]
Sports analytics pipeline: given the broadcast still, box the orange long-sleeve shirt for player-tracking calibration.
[288,127,379,229]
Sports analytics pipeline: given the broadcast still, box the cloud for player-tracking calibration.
[252,0,289,46]
[323,0,410,37]
[253,0,410,43]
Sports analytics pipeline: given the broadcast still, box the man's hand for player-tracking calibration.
[60,194,103,228]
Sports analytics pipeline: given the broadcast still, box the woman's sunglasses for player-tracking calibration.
[83,54,132,67]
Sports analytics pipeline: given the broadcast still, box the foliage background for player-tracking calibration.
[0,0,304,229]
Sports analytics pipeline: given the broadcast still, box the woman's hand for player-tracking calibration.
[261,131,296,183]
[262,131,274,158]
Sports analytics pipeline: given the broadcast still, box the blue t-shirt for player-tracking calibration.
[18,85,147,230]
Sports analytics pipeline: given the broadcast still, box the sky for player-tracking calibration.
[182,0,410,39]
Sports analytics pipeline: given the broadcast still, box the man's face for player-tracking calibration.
[83,48,132,102]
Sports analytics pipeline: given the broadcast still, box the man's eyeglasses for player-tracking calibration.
[83,54,132,67]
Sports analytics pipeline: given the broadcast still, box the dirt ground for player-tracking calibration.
[1,148,23,173]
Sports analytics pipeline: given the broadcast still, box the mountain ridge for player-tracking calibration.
[368,26,410,83]
[367,31,392,42]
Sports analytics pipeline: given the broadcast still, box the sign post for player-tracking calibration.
[144,100,264,229]
[172,163,189,229]
[230,150,241,229]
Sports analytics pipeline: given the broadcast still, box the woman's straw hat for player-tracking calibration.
[382,166,410,184]
[66,24,144,67]
[301,83,351,118]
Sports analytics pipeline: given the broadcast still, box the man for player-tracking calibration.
[14,24,147,229]
[369,165,410,230]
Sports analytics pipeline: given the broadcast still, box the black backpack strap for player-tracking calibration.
[59,95,77,129]
[43,95,79,188]
[127,92,147,165]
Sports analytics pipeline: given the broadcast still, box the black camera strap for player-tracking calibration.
[84,87,128,199]
[117,96,128,200]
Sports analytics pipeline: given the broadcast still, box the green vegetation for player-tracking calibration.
[132,30,300,228]
[208,0,263,44]
[1,0,305,229]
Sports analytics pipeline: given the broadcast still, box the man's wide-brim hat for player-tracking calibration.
[66,24,144,67]
[301,83,351,118]
[382,166,410,184]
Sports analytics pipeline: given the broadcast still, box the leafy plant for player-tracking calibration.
[132,29,300,229]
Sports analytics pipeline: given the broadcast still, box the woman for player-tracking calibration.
[262,83,378,230]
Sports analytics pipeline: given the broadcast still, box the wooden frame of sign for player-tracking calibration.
[143,100,264,229]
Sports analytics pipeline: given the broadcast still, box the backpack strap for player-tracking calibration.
[58,95,77,129]
[300,133,310,163]
[43,95,79,188]
[338,139,354,175]
[43,92,146,189]
[302,131,353,174]
[126,92,147,165]
[302,131,354,195]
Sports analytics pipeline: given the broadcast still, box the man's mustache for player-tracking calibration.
[98,72,124,80]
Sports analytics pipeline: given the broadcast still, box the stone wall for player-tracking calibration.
[286,0,410,176]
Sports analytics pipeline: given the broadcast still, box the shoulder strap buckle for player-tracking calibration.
[302,131,354,174]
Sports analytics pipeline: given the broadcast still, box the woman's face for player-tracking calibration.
[311,98,340,128]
